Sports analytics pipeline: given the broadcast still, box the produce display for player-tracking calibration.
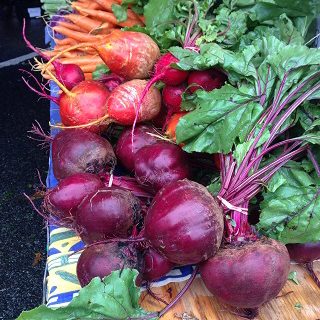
[19,0,319,319]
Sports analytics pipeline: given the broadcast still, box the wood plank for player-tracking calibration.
[140,262,320,320]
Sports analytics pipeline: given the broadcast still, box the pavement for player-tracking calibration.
[0,12,49,320]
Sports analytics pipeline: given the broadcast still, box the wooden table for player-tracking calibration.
[141,262,320,320]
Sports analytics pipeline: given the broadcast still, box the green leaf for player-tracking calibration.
[176,84,263,154]
[288,271,299,285]
[92,64,110,80]
[112,4,128,22]
[257,163,320,244]
[17,269,157,320]
[294,302,303,310]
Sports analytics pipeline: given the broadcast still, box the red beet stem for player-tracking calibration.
[306,262,320,289]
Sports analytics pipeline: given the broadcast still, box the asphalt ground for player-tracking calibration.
[0,14,49,320]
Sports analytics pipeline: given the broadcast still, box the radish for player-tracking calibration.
[287,242,320,288]
[187,69,227,93]
[162,83,187,115]
[115,125,159,172]
[52,129,116,180]
[134,142,191,192]
[23,20,84,90]
[140,248,174,282]
[75,187,141,244]
[44,173,104,221]
[77,243,137,287]
[200,238,290,310]
[144,179,224,265]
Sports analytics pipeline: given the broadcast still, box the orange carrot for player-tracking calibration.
[57,21,86,33]
[71,1,104,11]
[65,13,114,33]
[52,26,104,42]
[75,6,143,27]
[54,38,78,46]
[80,64,99,72]
[84,73,93,80]
[94,0,117,12]
[59,55,103,66]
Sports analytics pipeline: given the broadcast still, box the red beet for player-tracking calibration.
[134,142,191,192]
[286,242,320,288]
[75,187,140,244]
[141,248,174,282]
[52,129,116,180]
[145,179,224,265]
[162,83,187,114]
[200,238,290,309]
[188,69,227,93]
[44,173,103,220]
[59,80,110,132]
[286,242,320,263]
[115,125,159,172]
[77,243,137,287]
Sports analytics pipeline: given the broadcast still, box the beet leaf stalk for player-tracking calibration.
[217,71,320,242]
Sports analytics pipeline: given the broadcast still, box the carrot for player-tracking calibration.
[52,26,104,42]
[84,73,93,80]
[75,6,143,27]
[72,1,104,11]
[54,38,78,46]
[94,0,117,12]
[80,64,99,73]
[59,56,103,66]
[65,13,114,33]
[57,21,86,33]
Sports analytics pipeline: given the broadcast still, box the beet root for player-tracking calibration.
[145,179,224,265]
[52,129,116,180]
[286,242,320,263]
[286,242,320,288]
[115,124,159,172]
[134,141,191,193]
[75,187,141,244]
[140,248,175,282]
[200,238,290,309]
[77,242,137,287]
[44,173,103,220]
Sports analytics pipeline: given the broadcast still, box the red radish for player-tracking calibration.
[77,243,137,287]
[23,20,84,90]
[107,79,161,125]
[59,80,111,132]
[165,112,188,142]
[115,125,159,172]
[287,242,320,288]
[52,129,116,180]
[144,179,224,265]
[131,53,188,140]
[200,238,290,310]
[154,53,189,86]
[187,69,227,93]
[141,248,174,282]
[134,142,191,192]
[76,187,141,244]
[44,173,103,220]
[162,83,187,114]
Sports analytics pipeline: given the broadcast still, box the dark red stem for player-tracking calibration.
[306,262,320,289]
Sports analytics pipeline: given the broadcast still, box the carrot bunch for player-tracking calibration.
[42,0,145,80]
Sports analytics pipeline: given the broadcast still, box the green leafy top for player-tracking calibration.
[257,161,320,244]
[17,269,157,320]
